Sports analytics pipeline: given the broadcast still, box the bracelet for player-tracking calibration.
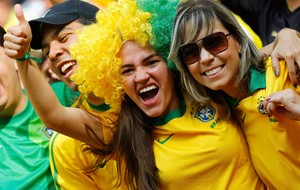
[16,48,42,64]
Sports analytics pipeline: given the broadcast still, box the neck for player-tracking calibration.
[286,0,300,12]
[223,81,248,101]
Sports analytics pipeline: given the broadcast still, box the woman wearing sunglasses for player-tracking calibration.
[170,0,300,189]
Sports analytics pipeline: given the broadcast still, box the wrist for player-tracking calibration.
[16,48,42,63]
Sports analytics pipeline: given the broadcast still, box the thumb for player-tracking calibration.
[14,4,27,26]
[14,4,32,41]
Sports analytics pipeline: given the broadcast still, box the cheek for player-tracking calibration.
[122,77,134,96]
[187,65,201,80]
[47,61,56,71]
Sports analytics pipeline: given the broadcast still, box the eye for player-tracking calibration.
[58,33,70,43]
[121,67,134,75]
[146,60,159,66]
[42,48,49,58]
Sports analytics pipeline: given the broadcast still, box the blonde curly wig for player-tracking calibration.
[70,0,152,112]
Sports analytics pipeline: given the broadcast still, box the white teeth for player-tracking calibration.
[205,66,222,76]
[139,85,157,94]
[61,61,75,73]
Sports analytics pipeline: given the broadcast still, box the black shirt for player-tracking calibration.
[222,0,300,45]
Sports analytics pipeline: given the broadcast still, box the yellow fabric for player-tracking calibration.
[49,133,119,190]
[153,101,265,190]
[49,96,119,190]
[236,58,300,189]
[232,12,263,49]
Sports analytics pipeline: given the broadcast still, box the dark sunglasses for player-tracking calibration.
[179,32,230,65]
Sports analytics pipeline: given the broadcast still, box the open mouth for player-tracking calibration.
[202,65,224,76]
[139,85,159,101]
[59,61,76,76]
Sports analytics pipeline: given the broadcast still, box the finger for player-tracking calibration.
[3,47,19,58]
[285,58,298,86]
[295,63,300,83]
[271,54,280,77]
[266,102,276,117]
[4,31,27,45]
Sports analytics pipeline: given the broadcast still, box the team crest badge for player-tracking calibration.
[257,95,267,114]
[42,126,54,138]
[193,105,216,122]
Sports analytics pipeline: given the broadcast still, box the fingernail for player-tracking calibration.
[266,98,271,101]
[274,71,278,76]
[294,83,298,88]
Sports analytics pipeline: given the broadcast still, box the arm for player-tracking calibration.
[3,4,103,147]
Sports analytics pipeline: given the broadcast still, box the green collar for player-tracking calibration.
[88,102,111,112]
[80,95,111,111]
[227,67,266,109]
[152,100,186,126]
[249,67,266,95]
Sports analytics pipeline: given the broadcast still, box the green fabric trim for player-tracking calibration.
[16,48,42,63]
[153,100,186,126]
[88,102,111,111]
[249,67,266,95]
[50,133,61,190]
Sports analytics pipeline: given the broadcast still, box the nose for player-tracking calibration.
[199,47,214,65]
[135,67,149,83]
[48,40,64,61]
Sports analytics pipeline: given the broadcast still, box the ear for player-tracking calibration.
[236,41,242,53]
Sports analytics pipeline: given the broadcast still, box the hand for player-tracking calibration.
[3,4,32,60]
[263,89,300,120]
[271,28,300,85]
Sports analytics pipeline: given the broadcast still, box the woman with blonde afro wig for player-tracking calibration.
[70,0,266,189]
[71,0,180,189]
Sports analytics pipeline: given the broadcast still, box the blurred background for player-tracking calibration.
[1,0,115,30]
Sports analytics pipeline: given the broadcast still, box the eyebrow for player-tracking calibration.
[41,26,72,49]
[120,53,160,69]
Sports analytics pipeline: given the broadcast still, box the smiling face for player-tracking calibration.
[185,19,241,98]
[41,21,84,91]
[119,41,179,118]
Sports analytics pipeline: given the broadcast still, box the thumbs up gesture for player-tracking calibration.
[4,4,32,60]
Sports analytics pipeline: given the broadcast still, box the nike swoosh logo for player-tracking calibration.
[157,133,174,144]
[241,113,246,124]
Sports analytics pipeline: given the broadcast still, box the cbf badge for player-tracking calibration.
[193,105,216,122]
[257,95,267,114]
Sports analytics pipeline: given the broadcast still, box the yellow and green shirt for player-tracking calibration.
[152,100,265,190]
[233,58,300,189]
